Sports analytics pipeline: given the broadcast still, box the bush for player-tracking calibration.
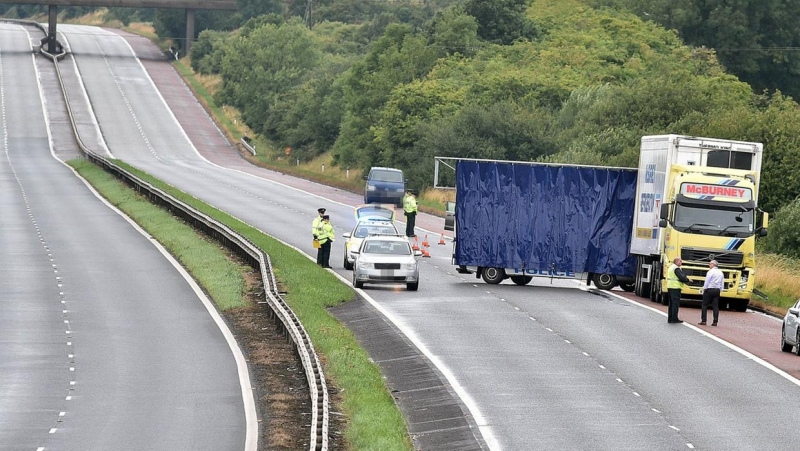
[762,198,800,259]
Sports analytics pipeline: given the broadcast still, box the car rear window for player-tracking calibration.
[363,240,411,255]
[370,170,403,183]
[355,224,396,238]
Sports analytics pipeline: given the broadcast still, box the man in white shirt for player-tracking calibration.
[699,260,724,326]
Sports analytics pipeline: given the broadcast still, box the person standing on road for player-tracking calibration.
[318,215,334,268]
[403,189,418,237]
[666,257,692,324]
[700,260,724,326]
[313,208,326,265]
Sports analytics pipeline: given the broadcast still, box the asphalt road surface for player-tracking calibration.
[0,23,253,450]
[28,23,800,450]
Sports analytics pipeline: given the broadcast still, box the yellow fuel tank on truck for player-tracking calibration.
[630,135,768,312]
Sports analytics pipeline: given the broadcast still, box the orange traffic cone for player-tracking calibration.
[438,233,446,245]
[422,248,431,258]
[412,236,420,251]
[422,234,430,247]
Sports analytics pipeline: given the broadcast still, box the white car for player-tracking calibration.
[342,205,398,270]
[781,298,800,355]
[352,235,419,291]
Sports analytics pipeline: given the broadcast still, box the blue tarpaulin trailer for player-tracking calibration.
[444,158,638,287]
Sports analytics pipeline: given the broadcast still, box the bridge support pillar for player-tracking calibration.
[47,4,59,54]
[185,8,195,55]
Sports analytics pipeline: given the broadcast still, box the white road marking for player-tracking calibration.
[669,425,680,431]
[593,286,800,387]
[49,429,56,434]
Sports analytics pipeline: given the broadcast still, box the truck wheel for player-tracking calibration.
[619,282,635,292]
[732,299,749,312]
[781,326,793,352]
[592,273,617,290]
[481,267,505,285]
[510,276,532,286]
[649,262,661,303]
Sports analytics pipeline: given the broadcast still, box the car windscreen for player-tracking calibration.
[362,240,411,255]
[370,170,403,183]
[354,225,396,238]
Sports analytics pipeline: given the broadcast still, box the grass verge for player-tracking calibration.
[70,158,411,450]
[753,253,800,314]
[68,159,246,310]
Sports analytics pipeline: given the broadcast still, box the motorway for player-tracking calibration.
[4,21,799,450]
[0,23,253,450]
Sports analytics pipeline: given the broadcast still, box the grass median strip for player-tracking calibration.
[69,158,412,450]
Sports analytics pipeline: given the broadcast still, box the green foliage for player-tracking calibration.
[190,30,230,75]
[463,0,539,45]
[594,0,800,101]
[762,199,800,259]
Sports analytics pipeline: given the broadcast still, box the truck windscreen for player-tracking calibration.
[673,203,754,237]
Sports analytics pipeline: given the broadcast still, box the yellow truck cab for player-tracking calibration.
[631,135,768,311]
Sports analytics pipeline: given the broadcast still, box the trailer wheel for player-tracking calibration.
[510,276,532,286]
[619,282,635,292]
[592,273,617,290]
[481,267,505,284]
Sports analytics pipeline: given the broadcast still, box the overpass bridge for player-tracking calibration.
[0,0,238,53]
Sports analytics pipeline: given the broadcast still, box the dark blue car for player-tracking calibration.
[364,167,406,207]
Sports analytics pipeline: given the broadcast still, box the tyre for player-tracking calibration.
[407,282,419,291]
[732,299,749,312]
[343,253,353,270]
[510,276,532,286]
[660,291,669,306]
[795,330,800,356]
[634,256,652,298]
[353,272,363,289]
[481,267,505,285]
[781,325,793,352]
[592,273,617,291]
[619,282,635,292]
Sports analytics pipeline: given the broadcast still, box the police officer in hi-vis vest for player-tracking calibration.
[666,257,692,323]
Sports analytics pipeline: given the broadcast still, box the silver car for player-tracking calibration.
[352,235,419,291]
[781,298,800,355]
[343,219,399,270]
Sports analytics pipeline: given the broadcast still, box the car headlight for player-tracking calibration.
[357,260,370,270]
[367,185,376,191]
[402,263,417,270]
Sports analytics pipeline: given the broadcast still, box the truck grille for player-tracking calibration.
[374,263,401,270]
[681,248,743,266]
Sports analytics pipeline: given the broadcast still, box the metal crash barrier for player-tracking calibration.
[32,25,329,451]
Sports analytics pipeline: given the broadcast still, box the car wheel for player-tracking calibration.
[510,276,532,286]
[481,267,505,284]
[781,325,793,352]
[407,282,419,291]
[592,273,617,291]
[353,272,363,289]
[619,282,635,292]
[795,330,800,356]
[343,254,353,270]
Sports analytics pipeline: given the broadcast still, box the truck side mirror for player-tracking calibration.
[658,219,667,228]
[659,203,670,221]
[758,228,768,237]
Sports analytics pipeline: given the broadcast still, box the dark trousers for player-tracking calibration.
[702,288,721,323]
[316,242,323,265]
[667,288,682,322]
[319,241,332,267]
[405,212,416,237]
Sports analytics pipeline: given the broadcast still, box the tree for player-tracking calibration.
[462,0,538,45]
